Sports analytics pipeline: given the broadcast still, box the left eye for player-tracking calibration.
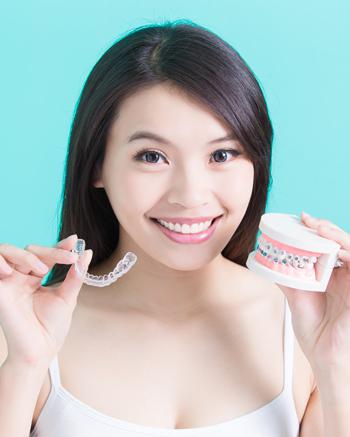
[132,148,241,164]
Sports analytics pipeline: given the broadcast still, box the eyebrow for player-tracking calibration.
[126,130,238,146]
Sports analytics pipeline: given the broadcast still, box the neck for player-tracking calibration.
[87,243,237,319]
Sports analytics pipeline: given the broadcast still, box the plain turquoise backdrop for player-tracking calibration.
[1,0,349,253]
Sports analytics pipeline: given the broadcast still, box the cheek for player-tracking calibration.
[219,162,254,208]
[105,170,160,219]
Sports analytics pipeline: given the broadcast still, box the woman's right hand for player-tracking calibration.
[0,235,93,368]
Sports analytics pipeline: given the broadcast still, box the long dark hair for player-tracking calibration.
[44,19,273,287]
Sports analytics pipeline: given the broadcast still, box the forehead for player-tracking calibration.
[108,83,234,143]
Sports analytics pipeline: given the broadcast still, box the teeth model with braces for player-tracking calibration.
[71,239,137,287]
[246,213,342,292]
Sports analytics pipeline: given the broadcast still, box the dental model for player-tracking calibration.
[71,239,137,287]
[246,213,342,292]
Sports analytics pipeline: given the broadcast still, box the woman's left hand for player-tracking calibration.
[278,212,350,377]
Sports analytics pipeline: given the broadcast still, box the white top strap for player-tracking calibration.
[48,355,61,388]
[283,298,295,394]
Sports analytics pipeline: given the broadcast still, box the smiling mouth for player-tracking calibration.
[149,215,223,231]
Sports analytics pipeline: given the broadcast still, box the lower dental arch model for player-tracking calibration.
[71,239,137,287]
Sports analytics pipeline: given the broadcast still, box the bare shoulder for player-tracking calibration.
[225,259,315,423]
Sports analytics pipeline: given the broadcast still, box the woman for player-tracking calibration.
[0,20,349,437]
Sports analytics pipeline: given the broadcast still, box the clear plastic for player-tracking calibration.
[71,238,137,287]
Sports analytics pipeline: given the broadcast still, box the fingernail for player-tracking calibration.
[85,249,93,264]
[67,234,78,241]
[63,234,77,242]
[36,261,49,273]
[58,234,78,246]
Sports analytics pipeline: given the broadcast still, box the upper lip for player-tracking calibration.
[152,215,223,225]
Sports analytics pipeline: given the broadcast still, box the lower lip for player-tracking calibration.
[150,215,223,244]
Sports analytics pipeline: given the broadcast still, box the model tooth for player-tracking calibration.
[272,248,279,256]
[285,253,293,265]
[265,243,272,254]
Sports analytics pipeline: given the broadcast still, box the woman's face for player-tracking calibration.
[93,83,254,271]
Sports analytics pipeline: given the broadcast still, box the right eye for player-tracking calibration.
[132,148,165,164]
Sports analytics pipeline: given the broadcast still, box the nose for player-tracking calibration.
[167,164,211,208]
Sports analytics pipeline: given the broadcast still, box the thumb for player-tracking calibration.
[56,249,93,306]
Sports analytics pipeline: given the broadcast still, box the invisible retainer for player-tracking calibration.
[71,239,137,287]
[246,213,341,292]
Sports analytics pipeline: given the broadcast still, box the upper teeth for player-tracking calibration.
[156,219,212,234]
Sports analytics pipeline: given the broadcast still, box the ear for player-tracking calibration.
[93,179,104,188]
[91,163,104,188]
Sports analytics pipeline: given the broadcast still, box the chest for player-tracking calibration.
[34,298,311,429]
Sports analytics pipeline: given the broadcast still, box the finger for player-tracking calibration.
[301,212,343,231]
[0,243,51,276]
[56,234,78,250]
[55,249,93,306]
[0,254,14,278]
[338,249,350,263]
[301,212,350,250]
[24,239,79,272]
[316,225,350,251]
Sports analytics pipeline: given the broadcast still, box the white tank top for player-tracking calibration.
[30,297,300,436]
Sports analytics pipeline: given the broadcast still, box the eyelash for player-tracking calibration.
[132,148,241,165]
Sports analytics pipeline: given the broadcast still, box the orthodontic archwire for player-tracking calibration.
[71,238,137,287]
[256,235,318,269]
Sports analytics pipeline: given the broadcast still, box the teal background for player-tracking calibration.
[1,0,349,252]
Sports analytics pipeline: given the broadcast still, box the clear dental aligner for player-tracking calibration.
[255,233,321,280]
[71,239,137,287]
